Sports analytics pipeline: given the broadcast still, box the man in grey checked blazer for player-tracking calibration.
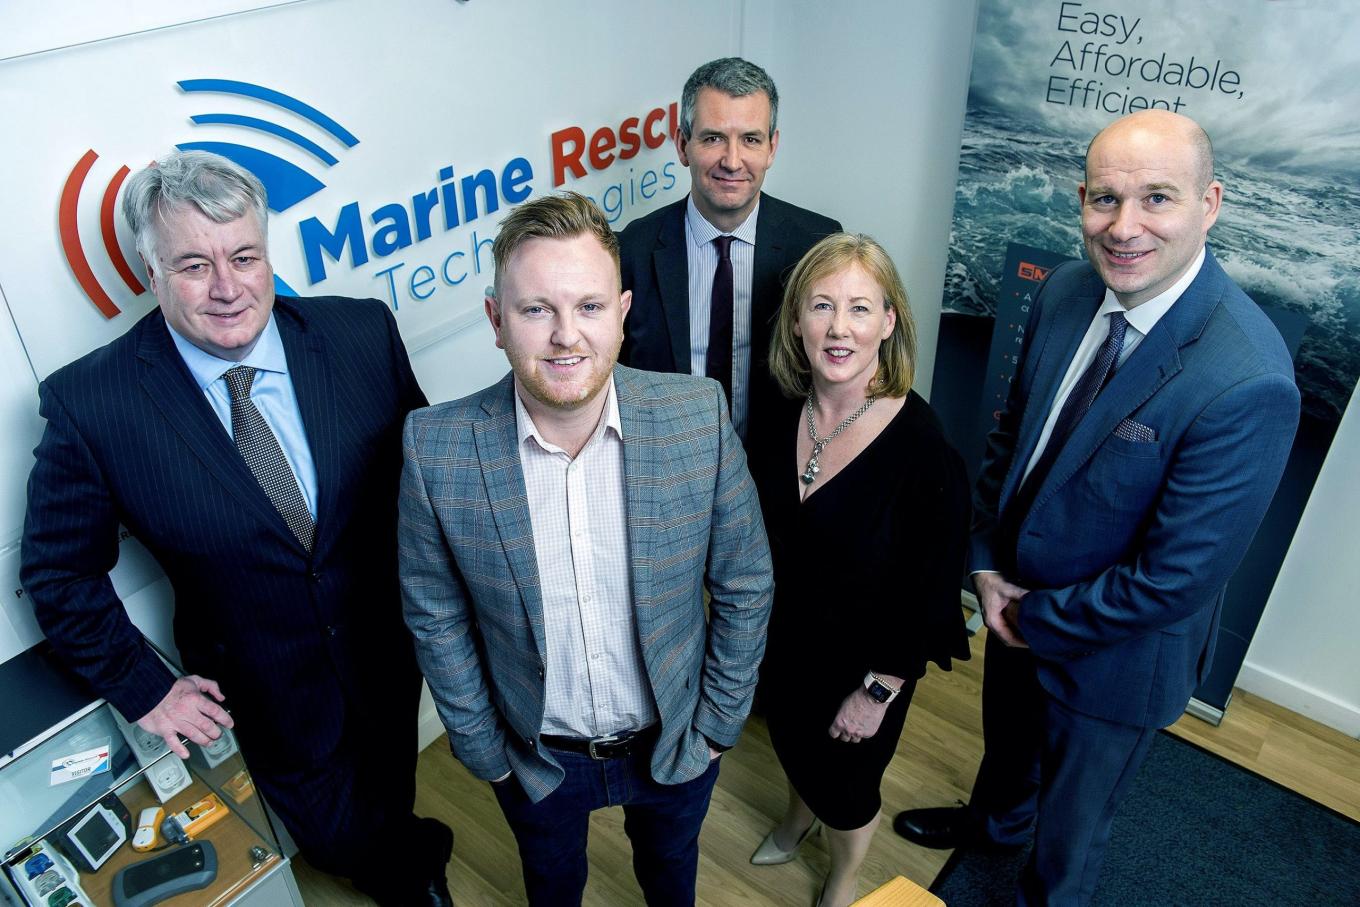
[399,192,773,906]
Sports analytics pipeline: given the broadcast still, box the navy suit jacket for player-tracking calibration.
[21,296,427,772]
[618,193,840,437]
[398,367,773,802]
[972,249,1299,728]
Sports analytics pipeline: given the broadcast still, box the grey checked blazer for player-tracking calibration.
[399,365,773,802]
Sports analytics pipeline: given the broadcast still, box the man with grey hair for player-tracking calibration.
[22,150,454,906]
[619,56,841,441]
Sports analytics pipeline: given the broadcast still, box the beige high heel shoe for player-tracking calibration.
[750,819,822,865]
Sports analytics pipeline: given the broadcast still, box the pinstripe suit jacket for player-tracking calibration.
[21,296,427,773]
[399,365,773,802]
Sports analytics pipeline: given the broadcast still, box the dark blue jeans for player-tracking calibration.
[492,747,721,906]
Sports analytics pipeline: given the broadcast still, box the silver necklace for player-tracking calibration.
[802,392,876,485]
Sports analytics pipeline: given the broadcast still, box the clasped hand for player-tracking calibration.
[828,687,888,744]
[975,571,1030,648]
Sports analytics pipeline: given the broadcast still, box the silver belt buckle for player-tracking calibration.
[588,734,623,760]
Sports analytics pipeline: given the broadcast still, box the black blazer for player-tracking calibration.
[21,296,427,772]
[618,193,840,438]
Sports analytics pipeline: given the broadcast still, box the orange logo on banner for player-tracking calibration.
[1017,261,1049,282]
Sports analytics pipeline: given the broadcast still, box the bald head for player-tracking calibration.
[1078,109,1223,308]
[1086,110,1214,193]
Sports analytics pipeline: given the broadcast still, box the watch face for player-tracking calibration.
[866,681,892,703]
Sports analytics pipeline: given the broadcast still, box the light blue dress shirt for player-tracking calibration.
[165,314,319,518]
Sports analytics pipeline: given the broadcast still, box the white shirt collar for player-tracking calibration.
[514,374,623,455]
[1100,245,1207,335]
[165,312,288,392]
[685,194,760,246]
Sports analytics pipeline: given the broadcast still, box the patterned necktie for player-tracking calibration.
[1004,310,1128,544]
[706,235,736,406]
[224,366,316,552]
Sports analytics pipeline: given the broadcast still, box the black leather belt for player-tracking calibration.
[540,725,659,760]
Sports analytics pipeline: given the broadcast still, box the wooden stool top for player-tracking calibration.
[852,874,945,907]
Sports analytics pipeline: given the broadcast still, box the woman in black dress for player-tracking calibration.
[746,234,971,906]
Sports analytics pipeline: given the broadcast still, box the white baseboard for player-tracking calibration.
[1236,661,1360,738]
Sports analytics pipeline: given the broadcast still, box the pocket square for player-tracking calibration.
[1114,418,1157,443]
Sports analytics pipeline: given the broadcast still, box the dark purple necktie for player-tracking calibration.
[706,235,735,406]
[1004,310,1127,542]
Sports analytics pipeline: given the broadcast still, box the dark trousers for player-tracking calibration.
[492,746,721,907]
[240,668,430,891]
[969,633,1157,907]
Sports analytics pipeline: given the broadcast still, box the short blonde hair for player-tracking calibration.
[490,191,619,302]
[768,233,917,399]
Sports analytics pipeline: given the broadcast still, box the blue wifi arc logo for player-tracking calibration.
[62,79,360,315]
[176,78,359,216]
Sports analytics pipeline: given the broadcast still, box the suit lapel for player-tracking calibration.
[135,312,304,550]
[1004,289,1102,506]
[1032,252,1228,509]
[616,368,657,600]
[751,196,787,340]
[475,375,547,662]
[653,204,693,371]
[1046,328,1180,500]
[614,368,661,679]
[276,301,340,558]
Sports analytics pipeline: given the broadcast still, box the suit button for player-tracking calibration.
[326,625,338,637]
[526,737,536,749]
[310,572,322,583]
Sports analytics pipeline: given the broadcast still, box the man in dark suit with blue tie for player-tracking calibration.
[21,151,453,906]
[618,57,840,440]
[893,111,1300,905]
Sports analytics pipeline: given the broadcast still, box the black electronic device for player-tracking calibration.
[110,841,217,907]
[53,792,132,872]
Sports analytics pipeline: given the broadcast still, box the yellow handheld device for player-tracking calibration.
[171,793,229,837]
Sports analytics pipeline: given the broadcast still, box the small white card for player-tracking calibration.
[50,744,110,785]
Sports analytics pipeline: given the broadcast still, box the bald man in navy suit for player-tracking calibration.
[894,112,1299,906]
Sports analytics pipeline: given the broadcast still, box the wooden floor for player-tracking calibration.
[294,625,1360,905]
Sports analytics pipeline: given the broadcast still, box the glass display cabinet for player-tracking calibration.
[0,644,302,907]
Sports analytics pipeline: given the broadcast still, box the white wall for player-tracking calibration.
[1241,380,1360,736]
[748,0,980,401]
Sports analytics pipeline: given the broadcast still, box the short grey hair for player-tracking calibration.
[679,57,779,140]
[122,150,269,275]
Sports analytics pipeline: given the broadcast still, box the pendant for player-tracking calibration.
[802,441,825,485]
[801,457,820,485]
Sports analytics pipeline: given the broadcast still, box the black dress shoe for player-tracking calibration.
[416,816,455,867]
[412,875,454,907]
[416,817,455,907]
[361,872,453,907]
[892,805,975,849]
[364,879,453,907]
[360,818,455,906]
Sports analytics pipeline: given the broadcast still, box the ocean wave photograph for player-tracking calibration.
[945,0,1360,422]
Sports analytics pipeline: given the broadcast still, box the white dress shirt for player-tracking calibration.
[685,196,759,437]
[1020,247,1205,484]
[514,377,659,738]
